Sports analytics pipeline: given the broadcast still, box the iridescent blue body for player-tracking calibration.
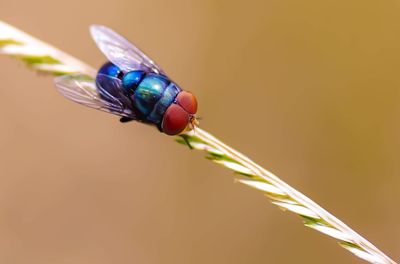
[55,25,198,136]
[97,62,182,126]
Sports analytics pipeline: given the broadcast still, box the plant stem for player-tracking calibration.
[190,128,396,264]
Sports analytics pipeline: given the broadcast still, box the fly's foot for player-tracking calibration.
[180,134,194,150]
[120,117,134,123]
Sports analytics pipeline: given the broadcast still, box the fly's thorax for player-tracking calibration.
[146,82,181,124]
[131,73,170,117]
[122,70,145,94]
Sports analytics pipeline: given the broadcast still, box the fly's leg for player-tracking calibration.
[120,117,135,123]
[179,134,194,149]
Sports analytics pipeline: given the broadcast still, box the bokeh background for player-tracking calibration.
[0,0,399,263]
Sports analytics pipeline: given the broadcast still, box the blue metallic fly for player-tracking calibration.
[55,25,198,135]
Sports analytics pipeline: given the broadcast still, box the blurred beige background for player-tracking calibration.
[0,0,399,263]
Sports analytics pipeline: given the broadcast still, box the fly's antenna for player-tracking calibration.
[192,123,197,135]
[189,115,199,135]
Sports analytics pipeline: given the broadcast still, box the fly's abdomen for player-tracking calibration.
[96,62,130,104]
[98,61,122,79]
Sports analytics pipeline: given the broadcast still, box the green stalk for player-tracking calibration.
[0,20,396,264]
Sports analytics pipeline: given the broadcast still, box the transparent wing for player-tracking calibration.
[54,74,136,118]
[90,25,165,75]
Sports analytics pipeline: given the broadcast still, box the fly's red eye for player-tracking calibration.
[161,104,190,135]
[176,91,198,114]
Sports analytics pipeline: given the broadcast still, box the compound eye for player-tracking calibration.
[161,104,190,135]
[176,91,198,114]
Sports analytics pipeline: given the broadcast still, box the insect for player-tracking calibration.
[54,25,198,135]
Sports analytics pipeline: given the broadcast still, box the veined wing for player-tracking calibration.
[54,74,136,118]
[90,25,165,75]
